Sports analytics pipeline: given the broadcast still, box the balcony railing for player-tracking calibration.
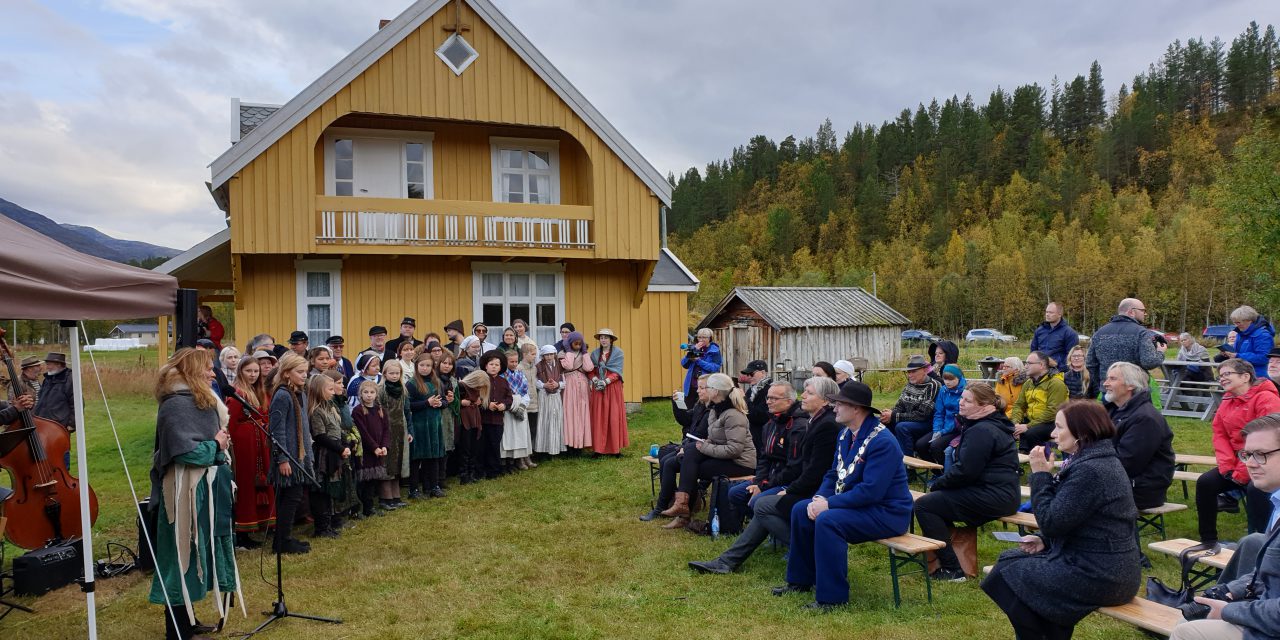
[314,196,593,251]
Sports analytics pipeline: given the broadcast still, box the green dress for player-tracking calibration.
[440,376,459,452]
[378,381,410,478]
[148,441,237,607]
[407,378,446,460]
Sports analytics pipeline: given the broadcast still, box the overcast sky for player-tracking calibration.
[0,0,1267,250]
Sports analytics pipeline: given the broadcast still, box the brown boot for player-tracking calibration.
[663,515,691,529]
[659,491,690,518]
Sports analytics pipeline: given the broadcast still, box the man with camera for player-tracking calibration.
[1170,414,1280,640]
[680,328,722,399]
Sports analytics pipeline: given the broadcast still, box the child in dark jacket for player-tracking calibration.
[352,380,389,517]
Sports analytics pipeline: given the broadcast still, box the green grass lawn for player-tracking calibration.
[0,347,1249,639]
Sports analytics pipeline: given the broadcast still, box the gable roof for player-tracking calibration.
[698,287,911,331]
[209,0,671,206]
[647,248,699,292]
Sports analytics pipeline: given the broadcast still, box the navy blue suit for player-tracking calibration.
[786,414,913,605]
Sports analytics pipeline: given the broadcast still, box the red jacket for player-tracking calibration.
[1212,379,1280,482]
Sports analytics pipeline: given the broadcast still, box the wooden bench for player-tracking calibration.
[1148,538,1235,591]
[1137,503,1187,540]
[903,455,943,487]
[643,455,661,508]
[873,533,947,608]
[998,511,1039,535]
[982,566,1182,637]
[1176,454,1217,467]
[1172,469,1200,499]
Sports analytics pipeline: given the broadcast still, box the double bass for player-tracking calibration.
[0,329,98,549]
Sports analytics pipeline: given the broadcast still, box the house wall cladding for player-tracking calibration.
[227,6,658,260]
[234,254,685,402]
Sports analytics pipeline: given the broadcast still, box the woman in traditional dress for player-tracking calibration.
[534,344,566,457]
[407,353,447,498]
[589,328,628,456]
[224,354,274,550]
[560,331,594,452]
[267,353,316,555]
[377,360,410,509]
[149,348,242,640]
[500,350,533,469]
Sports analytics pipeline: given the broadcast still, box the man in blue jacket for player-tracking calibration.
[1030,302,1078,372]
[1221,305,1275,380]
[772,381,913,611]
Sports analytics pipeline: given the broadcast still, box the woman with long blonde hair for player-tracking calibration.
[267,353,315,555]
[659,373,757,527]
[148,348,241,638]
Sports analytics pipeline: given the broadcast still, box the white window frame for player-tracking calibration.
[490,136,560,204]
[323,128,435,199]
[296,259,343,343]
[472,262,565,346]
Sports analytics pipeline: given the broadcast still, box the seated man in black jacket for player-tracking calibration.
[741,360,773,452]
[1103,361,1175,510]
[724,382,810,530]
[640,375,712,521]
[687,376,841,574]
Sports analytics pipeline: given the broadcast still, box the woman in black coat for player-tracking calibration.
[914,383,1020,581]
[982,400,1140,640]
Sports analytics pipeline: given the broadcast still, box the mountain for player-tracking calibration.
[0,197,180,264]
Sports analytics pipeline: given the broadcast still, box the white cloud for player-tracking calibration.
[0,0,1268,249]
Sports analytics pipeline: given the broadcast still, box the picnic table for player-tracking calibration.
[1157,360,1224,421]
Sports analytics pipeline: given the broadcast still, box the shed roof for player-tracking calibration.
[209,0,671,206]
[112,324,159,333]
[698,287,910,331]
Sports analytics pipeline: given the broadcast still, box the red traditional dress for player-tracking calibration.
[588,346,628,455]
[560,350,594,448]
[224,392,275,532]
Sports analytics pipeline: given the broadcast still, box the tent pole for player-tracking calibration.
[67,323,98,640]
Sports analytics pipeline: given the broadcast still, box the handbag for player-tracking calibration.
[1144,547,1203,606]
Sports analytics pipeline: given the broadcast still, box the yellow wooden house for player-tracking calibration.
[158,0,699,403]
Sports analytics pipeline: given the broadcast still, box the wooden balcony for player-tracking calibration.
[314,195,593,256]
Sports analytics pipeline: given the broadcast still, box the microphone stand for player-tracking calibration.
[230,393,341,638]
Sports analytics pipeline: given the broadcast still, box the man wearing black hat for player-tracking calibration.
[1267,346,1280,388]
[367,325,389,360]
[443,319,465,355]
[328,336,355,384]
[288,331,310,356]
[880,354,941,458]
[34,352,75,431]
[384,317,422,364]
[741,360,772,452]
[19,356,43,399]
[774,381,913,611]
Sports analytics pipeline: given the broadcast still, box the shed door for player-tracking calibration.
[728,325,762,378]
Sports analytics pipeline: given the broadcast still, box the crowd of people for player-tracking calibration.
[4,298,1277,639]
[662,297,1279,640]
[140,314,633,638]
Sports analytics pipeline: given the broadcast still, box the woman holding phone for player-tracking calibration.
[981,400,1140,639]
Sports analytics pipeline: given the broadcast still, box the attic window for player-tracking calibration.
[436,33,478,75]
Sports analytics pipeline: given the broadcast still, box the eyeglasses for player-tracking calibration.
[1237,447,1280,465]
[475,328,488,334]
[1218,371,1242,380]
[765,395,791,402]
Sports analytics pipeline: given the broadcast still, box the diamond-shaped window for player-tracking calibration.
[436,33,478,76]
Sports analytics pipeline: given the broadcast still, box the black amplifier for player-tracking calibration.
[13,540,83,596]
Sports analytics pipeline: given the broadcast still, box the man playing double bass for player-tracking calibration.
[0,392,35,424]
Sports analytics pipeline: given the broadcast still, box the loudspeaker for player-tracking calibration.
[174,288,199,348]
[13,540,83,596]
[137,499,157,573]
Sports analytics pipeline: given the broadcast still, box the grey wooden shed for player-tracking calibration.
[696,287,910,376]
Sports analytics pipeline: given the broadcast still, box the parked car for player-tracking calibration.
[965,328,1016,343]
[901,329,937,344]
[1148,328,1181,343]
[1202,324,1232,341]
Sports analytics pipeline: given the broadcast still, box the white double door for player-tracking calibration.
[352,138,403,198]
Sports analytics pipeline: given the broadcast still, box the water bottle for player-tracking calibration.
[710,512,720,539]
